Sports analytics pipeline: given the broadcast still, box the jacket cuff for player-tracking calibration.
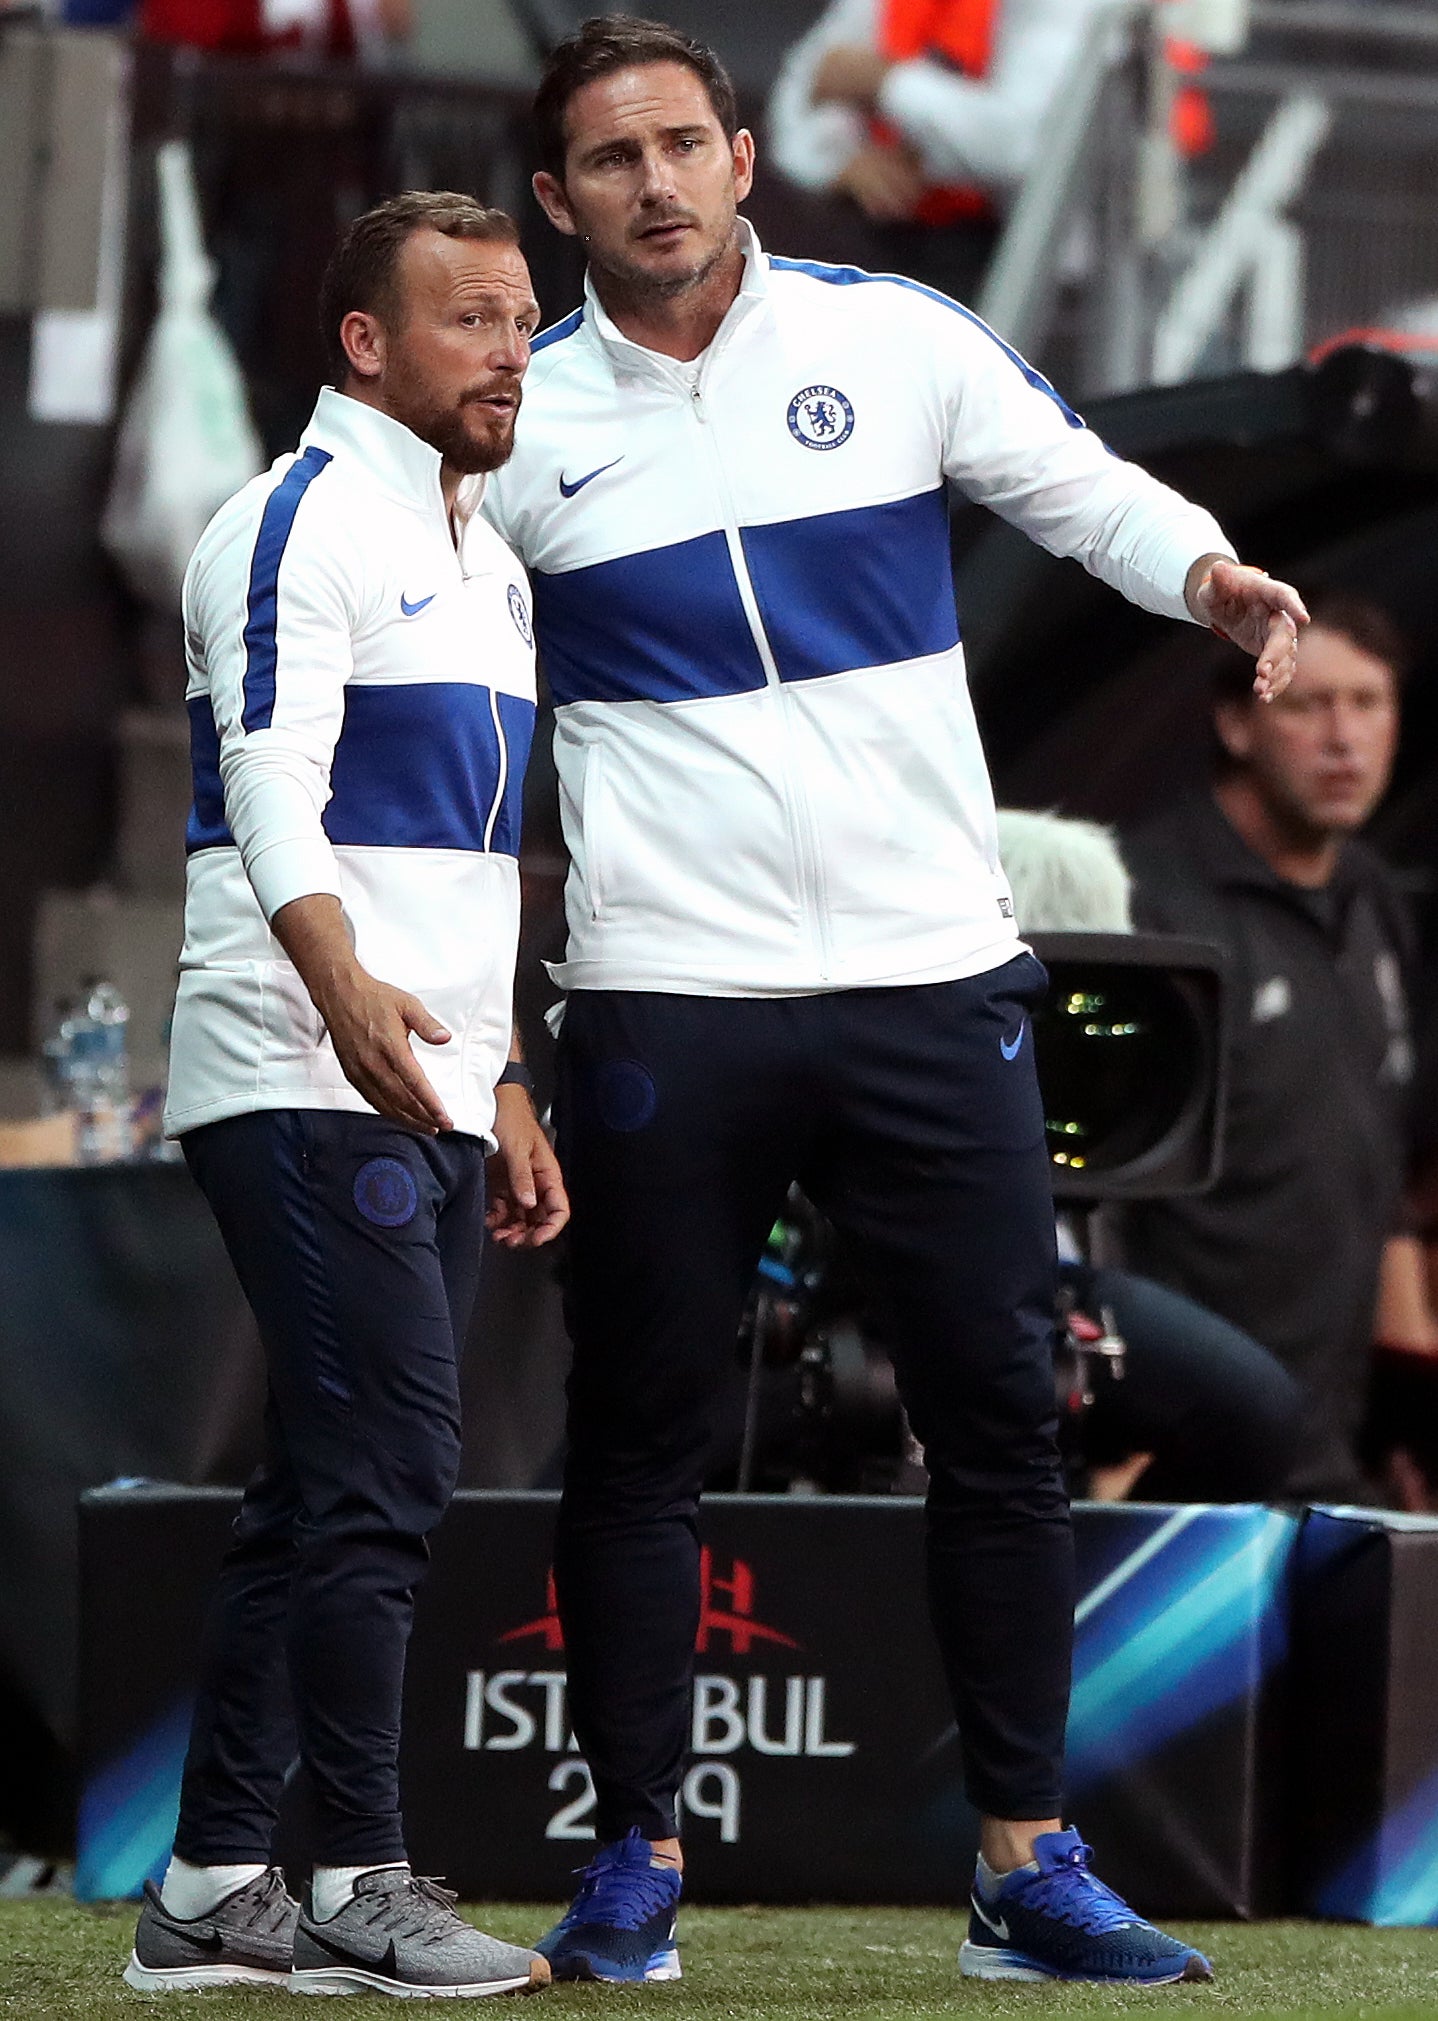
[1174,538,1239,625]
[244,835,344,923]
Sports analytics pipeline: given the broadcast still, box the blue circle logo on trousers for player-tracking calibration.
[353,1157,419,1228]
[595,1060,658,1133]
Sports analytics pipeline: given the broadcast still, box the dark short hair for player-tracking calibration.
[533,13,738,181]
[318,191,521,384]
[1211,586,1411,707]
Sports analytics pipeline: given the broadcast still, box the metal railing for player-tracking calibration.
[975,0,1147,372]
[976,0,1438,394]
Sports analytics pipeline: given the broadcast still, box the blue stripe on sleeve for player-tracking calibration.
[741,487,958,683]
[239,446,334,733]
[185,695,234,853]
[532,307,584,353]
[770,255,1084,429]
[532,531,767,705]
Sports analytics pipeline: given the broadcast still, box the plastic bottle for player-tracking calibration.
[69,978,135,1164]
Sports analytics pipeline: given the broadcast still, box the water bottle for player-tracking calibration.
[69,977,135,1164]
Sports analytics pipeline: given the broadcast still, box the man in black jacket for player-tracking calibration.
[1123,593,1415,1500]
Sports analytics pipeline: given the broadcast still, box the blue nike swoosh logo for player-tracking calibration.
[400,593,436,617]
[1000,1024,1026,1061]
[559,457,623,498]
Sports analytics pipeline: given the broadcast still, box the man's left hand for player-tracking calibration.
[813,45,891,108]
[1186,556,1309,701]
[486,1085,570,1249]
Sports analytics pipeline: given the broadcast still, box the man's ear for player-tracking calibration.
[533,171,579,238]
[731,128,756,205]
[340,309,386,383]
[1214,697,1256,766]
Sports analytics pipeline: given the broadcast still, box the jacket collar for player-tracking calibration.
[299,386,487,523]
[579,217,771,383]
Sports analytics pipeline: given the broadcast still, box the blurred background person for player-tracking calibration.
[767,0,1107,300]
[1121,593,1424,1502]
[996,808,1303,1506]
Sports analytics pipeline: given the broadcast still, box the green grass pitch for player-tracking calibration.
[3,1902,1438,2019]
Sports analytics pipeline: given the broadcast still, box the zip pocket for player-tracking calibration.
[582,742,609,921]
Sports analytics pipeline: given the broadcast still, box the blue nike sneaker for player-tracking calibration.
[959,1828,1214,1984]
[535,1829,682,1983]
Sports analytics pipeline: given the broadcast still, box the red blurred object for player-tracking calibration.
[1165,35,1208,73]
[1308,327,1438,365]
[1171,83,1215,156]
[882,0,998,76]
[140,0,359,56]
[872,0,1000,226]
[1166,38,1214,157]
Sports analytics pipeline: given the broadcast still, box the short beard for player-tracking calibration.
[589,212,739,309]
[1253,761,1366,845]
[391,382,520,474]
[423,404,517,474]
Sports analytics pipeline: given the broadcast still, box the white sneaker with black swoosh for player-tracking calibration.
[290,1868,549,1998]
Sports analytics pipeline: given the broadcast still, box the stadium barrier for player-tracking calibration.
[78,1490,1304,1915]
[1293,1506,1438,1926]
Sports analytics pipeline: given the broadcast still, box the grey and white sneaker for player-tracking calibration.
[123,1867,298,1992]
[290,1868,549,1999]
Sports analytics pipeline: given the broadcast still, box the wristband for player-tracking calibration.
[496,1062,534,1094]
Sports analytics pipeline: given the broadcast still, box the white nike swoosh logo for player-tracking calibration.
[971,1895,1010,1942]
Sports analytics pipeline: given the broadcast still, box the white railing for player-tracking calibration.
[974,0,1438,393]
[1151,90,1332,382]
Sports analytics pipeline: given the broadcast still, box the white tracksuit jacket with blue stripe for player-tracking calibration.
[165,390,537,1142]
[483,223,1233,997]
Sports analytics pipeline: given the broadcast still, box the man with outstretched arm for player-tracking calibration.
[125,191,566,1999]
[485,14,1305,1990]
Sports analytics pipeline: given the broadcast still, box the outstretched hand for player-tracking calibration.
[1187,557,1308,701]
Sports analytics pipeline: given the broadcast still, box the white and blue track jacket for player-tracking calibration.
[165,389,537,1143]
[484,223,1233,997]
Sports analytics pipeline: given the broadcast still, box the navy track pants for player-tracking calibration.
[552,956,1073,1840]
[174,1109,485,1866]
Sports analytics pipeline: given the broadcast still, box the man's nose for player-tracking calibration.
[490,326,530,375]
[637,147,677,202]
[1325,704,1361,753]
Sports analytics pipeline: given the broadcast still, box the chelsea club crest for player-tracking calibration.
[787,385,855,450]
[507,582,533,645]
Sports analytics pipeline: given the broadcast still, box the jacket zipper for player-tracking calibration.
[687,372,834,982]
[482,686,508,852]
[459,532,510,858]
